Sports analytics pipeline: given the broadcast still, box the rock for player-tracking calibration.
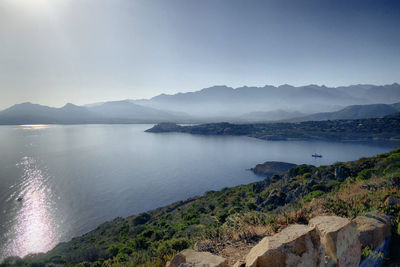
[251,161,297,177]
[245,224,321,267]
[145,123,182,133]
[232,260,245,267]
[309,216,361,267]
[384,196,400,207]
[353,212,391,249]
[194,240,215,253]
[167,249,228,267]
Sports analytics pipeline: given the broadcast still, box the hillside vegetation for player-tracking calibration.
[147,113,400,141]
[2,147,400,266]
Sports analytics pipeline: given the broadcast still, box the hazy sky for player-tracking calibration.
[0,0,399,109]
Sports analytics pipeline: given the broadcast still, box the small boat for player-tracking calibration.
[312,153,323,158]
[17,197,23,201]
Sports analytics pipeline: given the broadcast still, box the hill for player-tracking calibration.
[146,113,400,141]
[288,103,400,122]
[3,148,399,266]
[0,101,192,125]
[134,83,400,117]
[0,102,99,124]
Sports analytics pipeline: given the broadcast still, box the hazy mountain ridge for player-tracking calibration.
[1,84,399,124]
[287,102,400,122]
[0,101,193,124]
[133,83,400,117]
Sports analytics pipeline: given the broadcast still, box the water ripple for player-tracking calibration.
[1,156,58,259]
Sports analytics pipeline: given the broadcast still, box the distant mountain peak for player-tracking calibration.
[200,85,232,92]
[278,84,294,88]
[62,103,79,108]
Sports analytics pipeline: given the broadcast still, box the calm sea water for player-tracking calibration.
[0,124,397,260]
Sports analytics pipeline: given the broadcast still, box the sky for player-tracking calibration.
[0,0,399,109]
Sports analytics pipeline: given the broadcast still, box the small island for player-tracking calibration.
[250,161,297,177]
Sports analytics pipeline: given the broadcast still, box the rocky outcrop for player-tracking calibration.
[145,122,183,133]
[309,216,361,267]
[250,161,297,177]
[167,249,228,267]
[354,212,392,249]
[245,216,362,267]
[245,224,321,267]
[168,213,393,267]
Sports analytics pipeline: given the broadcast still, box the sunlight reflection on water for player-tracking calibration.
[19,125,49,130]
[3,156,57,258]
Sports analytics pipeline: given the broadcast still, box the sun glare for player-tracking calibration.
[20,124,50,130]
[5,0,63,16]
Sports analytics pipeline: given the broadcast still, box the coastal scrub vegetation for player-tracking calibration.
[1,148,400,266]
[146,113,400,141]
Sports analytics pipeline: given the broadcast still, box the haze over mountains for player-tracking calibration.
[133,83,400,116]
[0,83,399,124]
[0,101,191,124]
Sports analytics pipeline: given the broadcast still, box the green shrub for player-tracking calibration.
[133,213,151,226]
[290,165,312,176]
[216,211,229,223]
[311,184,323,191]
[132,236,150,250]
[303,190,324,202]
[357,168,375,180]
[326,180,341,192]
[246,202,257,210]
[115,252,129,262]
[228,206,242,215]
[155,238,190,255]
[107,243,122,257]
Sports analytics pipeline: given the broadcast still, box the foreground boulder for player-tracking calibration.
[309,216,361,267]
[167,249,228,267]
[245,224,321,267]
[353,212,391,249]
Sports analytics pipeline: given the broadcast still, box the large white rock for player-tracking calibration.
[166,249,228,267]
[309,216,361,267]
[354,212,391,249]
[245,224,321,267]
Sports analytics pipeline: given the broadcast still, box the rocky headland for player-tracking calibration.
[145,113,400,141]
[250,162,297,177]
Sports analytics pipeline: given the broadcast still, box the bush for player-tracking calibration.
[132,236,150,250]
[107,244,122,257]
[246,202,257,210]
[227,205,240,215]
[216,211,229,223]
[155,238,190,256]
[326,180,341,192]
[303,190,324,202]
[133,213,151,226]
[357,168,375,180]
[310,184,323,191]
[290,165,312,177]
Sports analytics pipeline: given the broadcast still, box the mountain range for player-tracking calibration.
[133,83,400,116]
[287,103,400,122]
[0,83,399,124]
[0,101,192,125]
